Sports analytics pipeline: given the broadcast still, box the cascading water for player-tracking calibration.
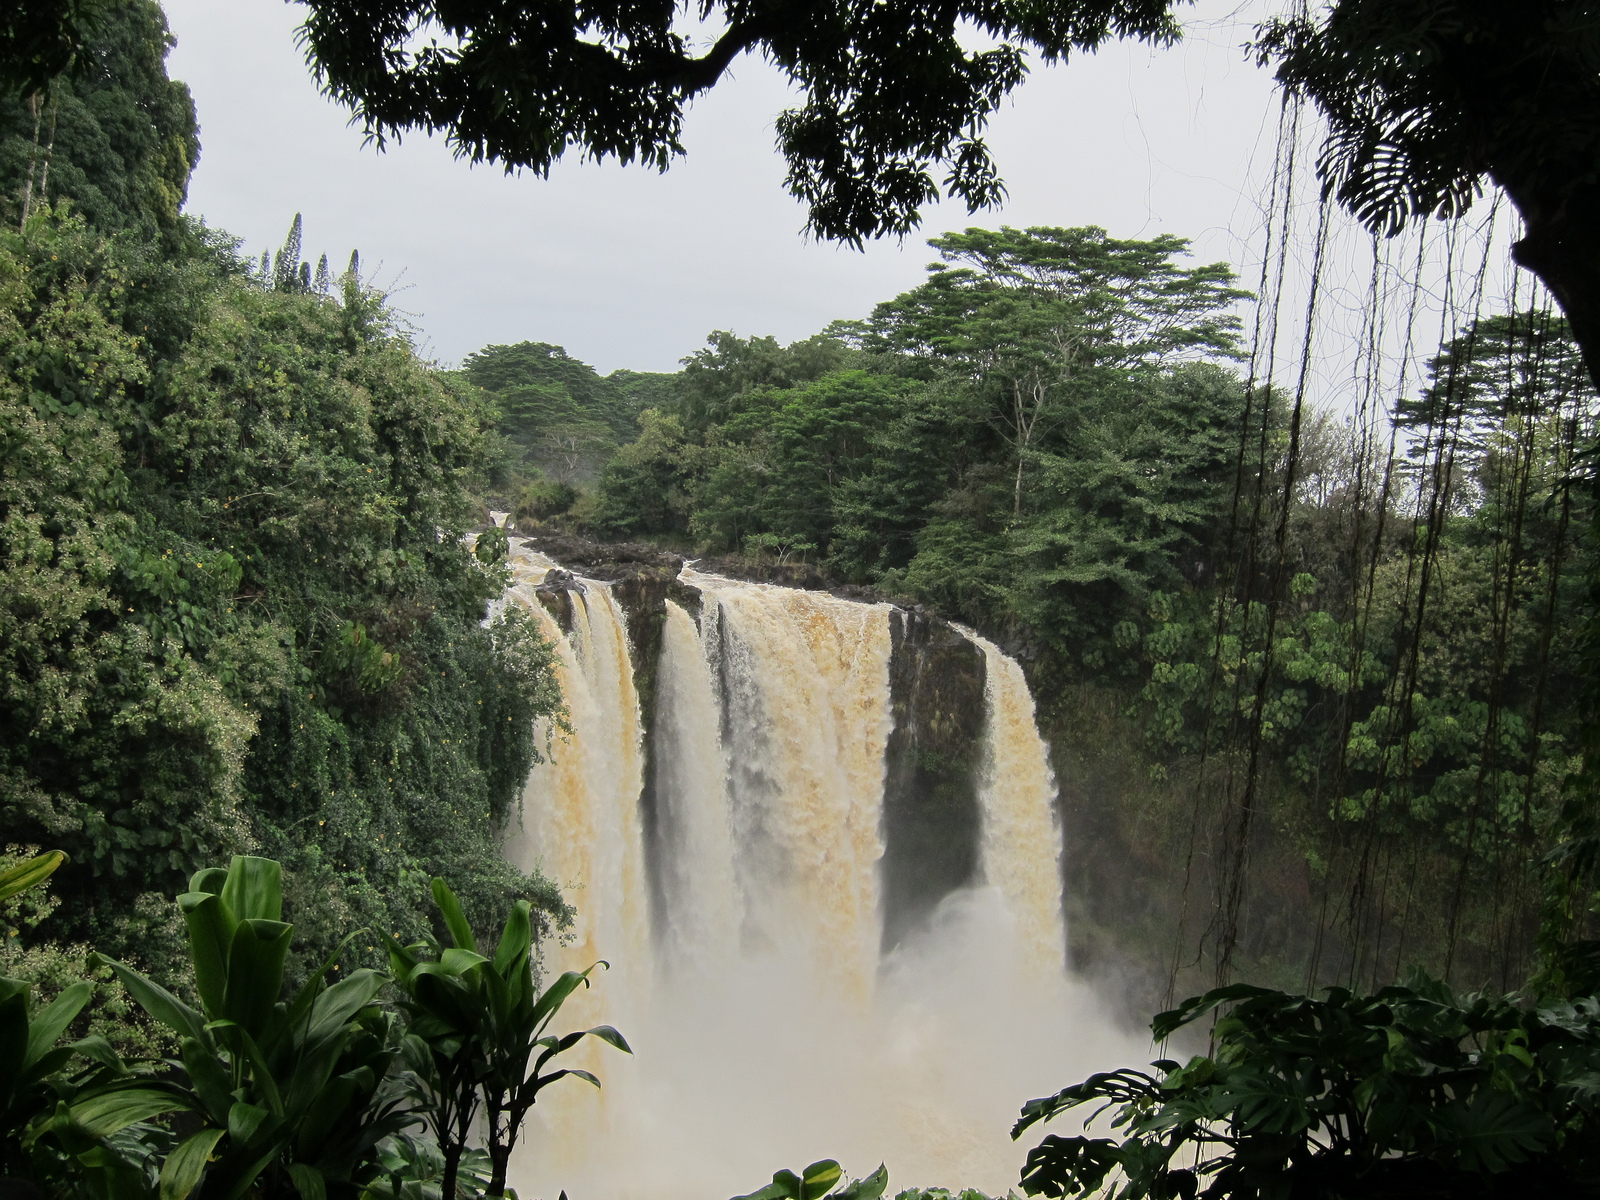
[500,544,1144,1200]
[962,627,1067,981]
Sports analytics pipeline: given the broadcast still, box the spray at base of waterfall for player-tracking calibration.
[512,885,1148,1200]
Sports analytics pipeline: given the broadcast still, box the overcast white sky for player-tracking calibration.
[162,1,1285,374]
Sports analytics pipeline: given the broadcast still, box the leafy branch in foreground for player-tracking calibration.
[86,855,409,1200]
[732,1159,890,1200]
[386,878,631,1200]
[1013,975,1600,1199]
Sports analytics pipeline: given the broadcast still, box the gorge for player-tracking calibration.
[496,536,1142,1200]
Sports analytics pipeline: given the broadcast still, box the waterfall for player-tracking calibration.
[654,598,740,966]
[501,544,1143,1200]
[963,628,1067,979]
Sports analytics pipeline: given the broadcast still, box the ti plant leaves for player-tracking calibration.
[92,856,410,1200]
[388,877,631,1199]
[732,1161,890,1200]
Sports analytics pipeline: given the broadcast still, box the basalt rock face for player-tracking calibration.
[520,532,689,723]
[522,536,993,957]
[519,533,705,939]
[881,608,988,955]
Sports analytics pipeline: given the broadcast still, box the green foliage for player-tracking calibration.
[732,1160,890,1200]
[1256,1,1599,240]
[511,477,577,526]
[89,855,410,1200]
[0,0,198,233]
[462,341,668,486]
[0,848,65,903]
[0,0,105,97]
[295,0,1181,245]
[593,228,1248,653]
[1013,975,1600,1199]
[0,207,568,989]
[387,878,631,1198]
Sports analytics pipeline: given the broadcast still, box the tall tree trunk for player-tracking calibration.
[19,91,41,227]
[1507,182,1600,395]
[487,1144,512,1198]
[35,85,59,212]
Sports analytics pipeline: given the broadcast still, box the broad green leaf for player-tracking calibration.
[530,965,603,1031]
[206,1141,283,1200]
[585,1025,632,1054]
[831,1165,887,1200]
[211,1021,285,1116]
[385,934,421,984]
[493,901,533,979]
[178,890,236,1017]
[733,1169,803,1200]
[292,1069,361,1156]
[188,867,230,897]
[431,877,477,952]
[730,1184,794,1200]
[25,979,90,1071]
[0,850,66,903]
[160,1127,225,1200]
[288,1162,328,1200]
[411,967,479,1032]
[303,969,386,1046]
[440,947,490,976]
[70,1086,194,1136]
[283,930,363,1041]
[284,1026,348,1121]
[222,919,293,1038]
[1436,1091,1555,1174]
[92,957,208,1045]
[182,1035,237,1125]
[22,1045,75,1085]
[67,1035,123,1070]
[480,960,511,1027]
[221,856,283,923]
[228,1099,272,1144]
[801,1159,843,1200]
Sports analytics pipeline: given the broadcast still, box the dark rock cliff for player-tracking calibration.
[880,608,988,955]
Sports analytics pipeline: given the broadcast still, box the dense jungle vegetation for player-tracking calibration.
[0,0,569,1027]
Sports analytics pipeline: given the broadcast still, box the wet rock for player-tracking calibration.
[880,608,988,955]
[539,567,582,591]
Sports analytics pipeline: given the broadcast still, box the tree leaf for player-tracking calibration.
[25,979,91,1072]
[160,1127,225,1200]
[220,856,283,923]
[69,1086,195,1136]
[0,850,66,903]
[431,877,477,952]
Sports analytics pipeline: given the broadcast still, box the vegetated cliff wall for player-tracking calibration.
[510,531,1350,1020]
